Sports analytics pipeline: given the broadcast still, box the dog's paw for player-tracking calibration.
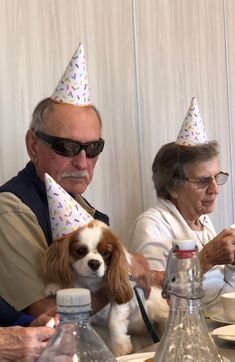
[110,334,132,357]
[44,283,60,297]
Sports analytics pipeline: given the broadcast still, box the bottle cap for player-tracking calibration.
[56,288,91,313]
[172,239,196,251]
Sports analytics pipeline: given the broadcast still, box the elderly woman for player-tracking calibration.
[127,98,235,317]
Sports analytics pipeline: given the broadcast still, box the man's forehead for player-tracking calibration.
[43,104,100,130]
[51,103,96,118]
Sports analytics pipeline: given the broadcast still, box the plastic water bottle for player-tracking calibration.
[154,239,224,362]
[38,288,116,361]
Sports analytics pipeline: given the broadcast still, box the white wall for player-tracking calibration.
[0,0,234,241]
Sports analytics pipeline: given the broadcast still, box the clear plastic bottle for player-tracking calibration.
[38,288,116,362]
[154,240,224,362]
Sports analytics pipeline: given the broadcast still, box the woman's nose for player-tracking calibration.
[207,178,219,194]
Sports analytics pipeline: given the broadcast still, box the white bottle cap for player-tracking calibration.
[172,239,196,250]
[56,288,91,313]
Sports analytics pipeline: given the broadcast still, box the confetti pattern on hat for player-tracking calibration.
[51,43,91,106]
[175,97,208,146]
[45,173,93,240]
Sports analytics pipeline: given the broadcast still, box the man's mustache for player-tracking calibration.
[61,170,89,181]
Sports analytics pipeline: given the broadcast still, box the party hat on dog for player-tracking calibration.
[175,97,208,146]
[45,173,93,240]
[51,43,91,106]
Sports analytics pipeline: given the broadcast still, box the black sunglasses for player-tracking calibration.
[36,131,104,158]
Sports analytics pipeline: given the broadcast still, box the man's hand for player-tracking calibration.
[200,227,235,273]
[130,252,164,299]
[30,311,56,327]
[0,325,54,361]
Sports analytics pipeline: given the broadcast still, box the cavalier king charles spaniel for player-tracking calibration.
[44,219,168,357]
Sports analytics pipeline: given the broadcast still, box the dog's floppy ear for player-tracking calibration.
[43,232,75,288]
[105,232,133,304]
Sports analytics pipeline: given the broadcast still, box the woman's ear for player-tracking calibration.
[167,187,179,200]
[25,130,39,163]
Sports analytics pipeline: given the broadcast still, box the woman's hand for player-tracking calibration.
[200,227,235,272]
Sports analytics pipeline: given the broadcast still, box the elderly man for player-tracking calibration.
[0,44,153,320]
[0,95,109,316]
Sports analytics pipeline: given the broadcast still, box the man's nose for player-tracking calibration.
[71,149,88,168]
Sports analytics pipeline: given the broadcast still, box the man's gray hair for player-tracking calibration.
[29,97,102,133]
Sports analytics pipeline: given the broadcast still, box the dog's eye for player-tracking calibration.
[100,250,111,258]
[74,247,87,257]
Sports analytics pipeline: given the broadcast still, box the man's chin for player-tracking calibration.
[61,179,88,195]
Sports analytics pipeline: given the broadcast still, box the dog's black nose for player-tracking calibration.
[88,259,101,271]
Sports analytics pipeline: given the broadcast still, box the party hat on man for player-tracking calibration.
[175,97,208,146]
[45,173,93,240]
[51,43,91,106]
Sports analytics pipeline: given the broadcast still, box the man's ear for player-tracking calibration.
[25,130,39,163]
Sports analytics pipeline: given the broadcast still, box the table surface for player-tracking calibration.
[140,319,235,362]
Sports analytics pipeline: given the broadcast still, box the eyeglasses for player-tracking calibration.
[36,131,104,158]
[183,171,229,188]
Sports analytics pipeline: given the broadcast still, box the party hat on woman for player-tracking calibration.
[45,173,93,240]
[51,43,91,106]
[176,97,208,146]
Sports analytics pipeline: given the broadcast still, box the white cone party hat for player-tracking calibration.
[51,43,91,106]
[45,173,93,240]
[175,97,208,146]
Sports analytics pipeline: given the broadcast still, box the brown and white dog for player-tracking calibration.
[44,219,168,357]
